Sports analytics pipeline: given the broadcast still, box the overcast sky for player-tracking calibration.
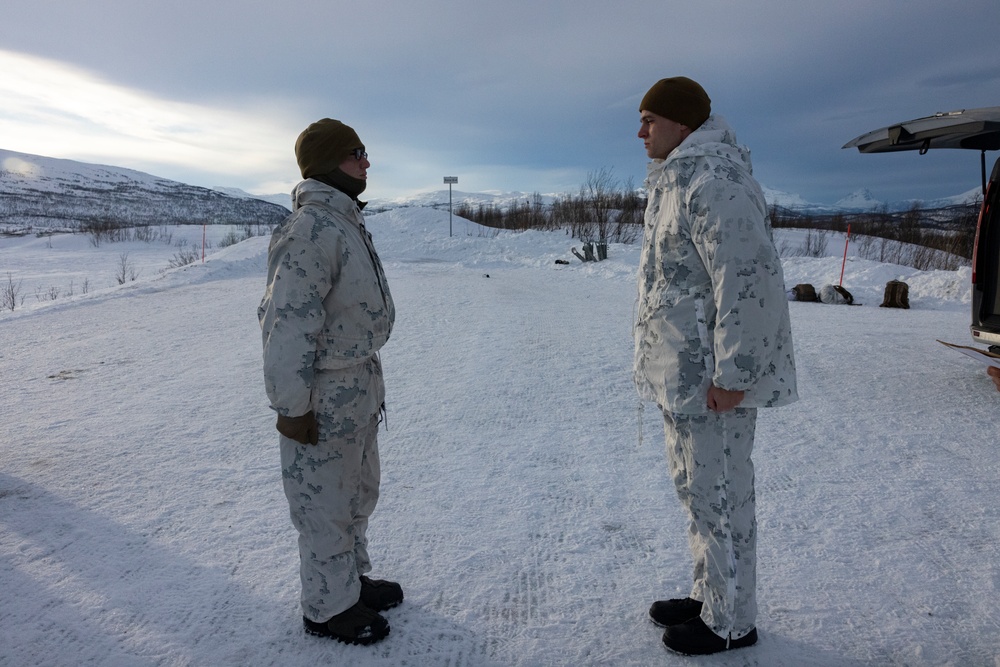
[2,0,998,205]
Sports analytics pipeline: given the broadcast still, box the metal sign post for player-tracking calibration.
[444,176,458,237]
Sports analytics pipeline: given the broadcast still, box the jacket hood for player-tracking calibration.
[646,115,753,185]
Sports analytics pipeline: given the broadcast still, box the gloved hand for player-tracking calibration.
[276,411,319,445]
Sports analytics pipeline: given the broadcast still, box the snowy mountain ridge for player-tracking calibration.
[0,148,289,230]
[1,148,983,230]
[835,187,881,210]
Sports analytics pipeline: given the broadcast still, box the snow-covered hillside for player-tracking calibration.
[211,186,292,212]
[0,149,287,230]
[2,208,998,666]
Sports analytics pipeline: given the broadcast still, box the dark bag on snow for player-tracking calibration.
[832,285,854,305]
[792,284,819,302]
[880,280,910,309]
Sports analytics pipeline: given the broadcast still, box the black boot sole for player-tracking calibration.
[303,615,390,645]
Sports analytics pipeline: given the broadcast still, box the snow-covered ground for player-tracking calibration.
[1,209,998,667]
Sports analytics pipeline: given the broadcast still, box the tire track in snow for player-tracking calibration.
[379,263,657,664]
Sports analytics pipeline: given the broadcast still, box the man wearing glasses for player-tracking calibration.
[259,119,400,645]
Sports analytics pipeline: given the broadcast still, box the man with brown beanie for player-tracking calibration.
[632,77,798,655]
[258,118,400,645]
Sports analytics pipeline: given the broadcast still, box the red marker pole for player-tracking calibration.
[839,223,851,286]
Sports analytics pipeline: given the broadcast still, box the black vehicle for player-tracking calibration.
[844,107,1000,349]
[972,156,1000,350]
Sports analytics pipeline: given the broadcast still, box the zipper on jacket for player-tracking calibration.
[358,216,392,317]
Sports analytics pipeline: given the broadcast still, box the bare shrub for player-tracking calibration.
[455,169,644,251]
[83,219,121,247]
[2,273,23,311]
[777,230,828,258]
[132,225,161,243]
[168,247,200,268]
[803,229,829,257]
[565,169,643,247]
[218,227,252,248]
[83,221,167,246]
[775,200,974,271]
[115,253,140,285]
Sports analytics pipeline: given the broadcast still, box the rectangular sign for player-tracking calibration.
[443,176,458,184]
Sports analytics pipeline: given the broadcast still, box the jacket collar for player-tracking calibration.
[644,114,753,188]
[292,178,366,214]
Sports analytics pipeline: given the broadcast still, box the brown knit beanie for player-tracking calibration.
[639,77,711,130]
[294,119,363,179]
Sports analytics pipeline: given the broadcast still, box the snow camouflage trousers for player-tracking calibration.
[662,407,758,639]
[280,371,381,622]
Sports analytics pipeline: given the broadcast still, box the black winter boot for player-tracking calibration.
[360,575,404,612]
[303,600,390,645]
[662,616,757,655]
[648,597,703,627]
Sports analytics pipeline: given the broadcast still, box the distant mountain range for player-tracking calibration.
[366,185,982,216]
[0,149,984,232]
[761,184,982,214]
[0,149,289,230]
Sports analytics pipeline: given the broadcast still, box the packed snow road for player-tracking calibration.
[1,215,999,666]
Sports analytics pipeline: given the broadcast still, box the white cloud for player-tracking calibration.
[2,0,998,204]
[0,49,299,191]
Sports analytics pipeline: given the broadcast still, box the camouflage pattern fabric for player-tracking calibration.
[259,179,394,419]
[281,410,380,621]
[633,115,797,415]
[635,115,799,641]
[259,178,394,620]
[663,407,758,640]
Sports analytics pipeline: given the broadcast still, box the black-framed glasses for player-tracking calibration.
[351,148,368,160]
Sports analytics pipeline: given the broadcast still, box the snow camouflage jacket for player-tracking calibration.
[258,179,395,418]
[634,115,797,414]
